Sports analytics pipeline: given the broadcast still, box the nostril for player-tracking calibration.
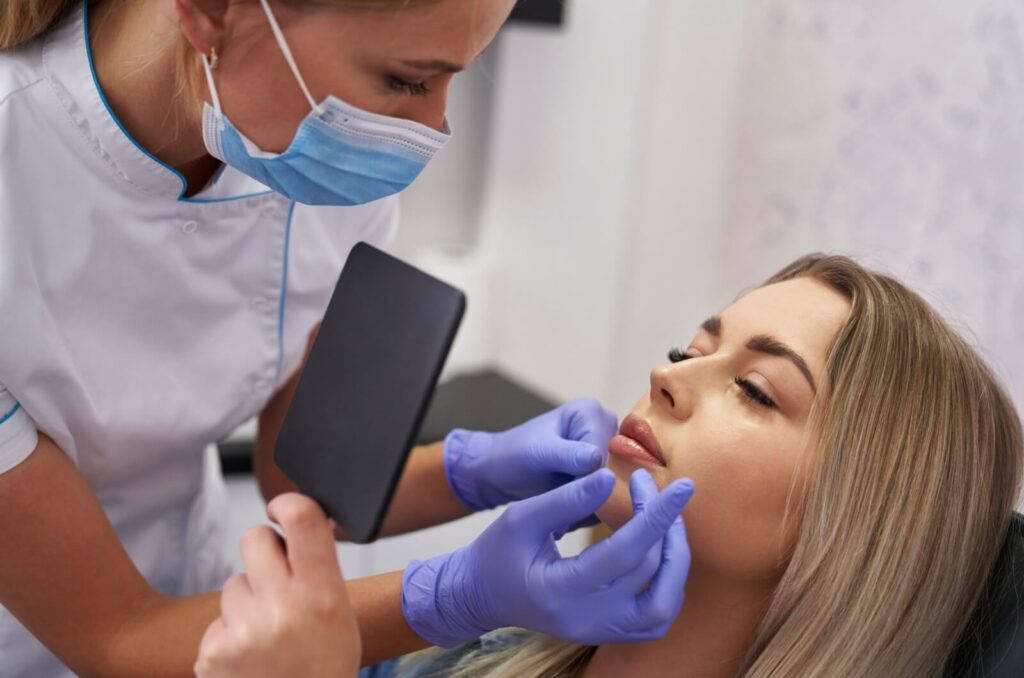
[661,388,675,409]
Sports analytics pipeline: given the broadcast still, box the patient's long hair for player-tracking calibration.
[403,253,1024,677]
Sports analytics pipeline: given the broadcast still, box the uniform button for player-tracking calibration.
[181,220,199,234]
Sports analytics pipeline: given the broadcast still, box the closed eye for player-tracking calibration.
[734,376,777,408]
[388,76,430,96]
[668,347,778,409]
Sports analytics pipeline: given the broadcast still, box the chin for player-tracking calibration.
[595,459,637,529]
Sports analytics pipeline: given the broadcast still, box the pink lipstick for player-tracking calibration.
[608,414,667,467]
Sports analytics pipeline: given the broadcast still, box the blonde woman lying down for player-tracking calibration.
[198,254,1023,678]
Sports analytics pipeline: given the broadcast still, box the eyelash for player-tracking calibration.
[666,348,778,409]
[667,347,688,363]
[389,76,430,96]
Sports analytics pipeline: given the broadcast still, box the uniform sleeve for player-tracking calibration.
[0,384,38,474]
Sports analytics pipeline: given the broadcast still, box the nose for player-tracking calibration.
[650,363,690,421]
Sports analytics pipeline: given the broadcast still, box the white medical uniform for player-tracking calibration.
[0,5,398,675]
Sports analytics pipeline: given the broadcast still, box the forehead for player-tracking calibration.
[719,277,851,374]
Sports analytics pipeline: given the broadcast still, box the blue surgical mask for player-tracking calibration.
[200,0,451,206]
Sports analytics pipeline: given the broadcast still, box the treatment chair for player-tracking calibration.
[945,513,1024,676]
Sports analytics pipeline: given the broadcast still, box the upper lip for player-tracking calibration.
[618,414,667,466]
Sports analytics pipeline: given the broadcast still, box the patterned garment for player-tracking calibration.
[359,630,529,678]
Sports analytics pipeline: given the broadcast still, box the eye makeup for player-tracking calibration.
[666,347,779,409]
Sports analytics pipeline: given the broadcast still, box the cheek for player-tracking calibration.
[680,420,807,584]
[595,456,638,528]
[225,24,371,153]
[596,411,809,586]
[218,50,314,153]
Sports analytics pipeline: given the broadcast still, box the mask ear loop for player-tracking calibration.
[202,50,223,114]
[258,0,324,116]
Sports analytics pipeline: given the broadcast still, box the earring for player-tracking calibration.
[208,45,220,70]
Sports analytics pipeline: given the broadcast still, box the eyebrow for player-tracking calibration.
[399,59,465,74]
[699,315,817,394]
[701,316,722,337]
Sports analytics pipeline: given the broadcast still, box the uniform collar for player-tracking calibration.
[40,1,193,199]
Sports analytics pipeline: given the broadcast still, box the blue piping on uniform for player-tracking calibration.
[184,191,275,204]
[276,201,296,379]
[0,403,21,425]
[82,0,273,204]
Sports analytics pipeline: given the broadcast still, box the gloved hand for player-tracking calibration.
[444,398,619,511]
[402,468,694,648]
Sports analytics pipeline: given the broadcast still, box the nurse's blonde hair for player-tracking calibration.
[402,253,1024,677]
[2,0,440,145]
[0,0,77,49]
[0,0,431,52]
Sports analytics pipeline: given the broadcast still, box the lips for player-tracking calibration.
[609,414,667,467]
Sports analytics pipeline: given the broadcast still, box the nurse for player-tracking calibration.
[0,1,691,676]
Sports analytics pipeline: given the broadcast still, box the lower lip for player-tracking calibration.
[608,434,665,467]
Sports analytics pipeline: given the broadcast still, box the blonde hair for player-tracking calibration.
[1,0,435,142]
[405,254,1024,677]
[0,1,431,93]
[0,0,79,49]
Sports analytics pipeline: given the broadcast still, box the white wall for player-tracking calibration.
[474,0,750,415]
[389,49,500,259]
[718,0,1024,413]
[603,0,751,414]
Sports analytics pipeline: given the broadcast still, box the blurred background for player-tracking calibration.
[224,0,1024,578]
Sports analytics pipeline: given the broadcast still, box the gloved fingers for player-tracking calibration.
[611,538,664,595]
[505,469,616,537]
[600,470,659,571]
[620,470,662,585]
[441,429,493,512]
[629,468,659,513]
[560,477,693,590]
[561,398,619,451]
[527,440,603,479]
[554,512,601,541]
[633,514,691,632]
[605,623,673,644]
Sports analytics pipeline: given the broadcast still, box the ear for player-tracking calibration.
[172,0,231,54]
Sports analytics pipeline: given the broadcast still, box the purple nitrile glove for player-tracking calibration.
[443,398,619,512]
[402,468,694,648]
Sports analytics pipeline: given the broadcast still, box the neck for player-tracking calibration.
[585,567,775,678]
[88,0,221,195]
